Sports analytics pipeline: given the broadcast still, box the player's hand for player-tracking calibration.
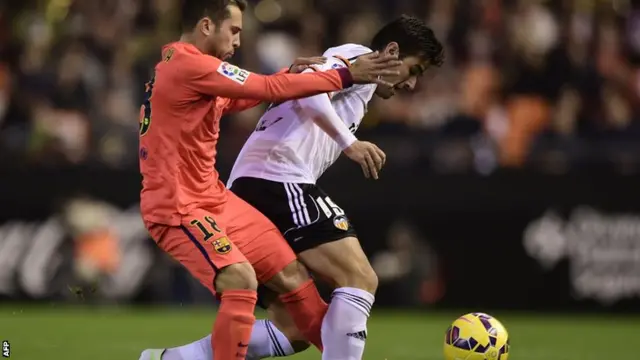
[344,140,387,180]
[348,52,401,87]
[289,57,327,74]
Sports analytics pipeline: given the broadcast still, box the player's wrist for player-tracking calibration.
[338,132,358,150]
[335,68,354,88]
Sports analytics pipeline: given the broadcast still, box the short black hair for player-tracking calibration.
[181,0,247,31]
[371,15,444,67]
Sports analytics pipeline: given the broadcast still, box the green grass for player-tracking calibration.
[1,306,638,360]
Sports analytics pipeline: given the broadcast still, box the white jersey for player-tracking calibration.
[228,44,376,186]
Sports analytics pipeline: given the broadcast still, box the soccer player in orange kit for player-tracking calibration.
[138,1,400,360]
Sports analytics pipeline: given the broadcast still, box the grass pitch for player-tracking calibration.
[1,306,638,360]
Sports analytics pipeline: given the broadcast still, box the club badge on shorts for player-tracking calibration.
[213,237,232,254]
[333,216,349,231]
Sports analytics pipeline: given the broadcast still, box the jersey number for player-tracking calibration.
[316,196,345,218]
[190,216,222,241]
[139,75,155,136]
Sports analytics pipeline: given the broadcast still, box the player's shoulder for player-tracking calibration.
[323,44,376,94]
[157,42,215,71]
[322,44,372,68]
[322,43,373,59]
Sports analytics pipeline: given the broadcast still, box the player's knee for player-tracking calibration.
[302,237,378,293]
[264,260,311,294]
[215,262,258,293]
[336,260,378,293]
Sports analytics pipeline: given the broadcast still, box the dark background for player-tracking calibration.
[2,0,640,314]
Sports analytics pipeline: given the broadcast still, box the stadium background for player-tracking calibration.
[1,0,640,359]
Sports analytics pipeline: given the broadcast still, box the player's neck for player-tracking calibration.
[179,33,202,52]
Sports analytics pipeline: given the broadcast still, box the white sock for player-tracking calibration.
[321,287,375,360]
[160,320,294,360]
[160,335,210,360]
[246,319,295,359]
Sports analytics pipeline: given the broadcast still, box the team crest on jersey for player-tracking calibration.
[218,62,250,85]
[333,216,349,231]
[213,236,232,254]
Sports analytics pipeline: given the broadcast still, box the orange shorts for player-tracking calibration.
[145,191,296,295]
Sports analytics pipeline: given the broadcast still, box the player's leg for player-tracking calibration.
[298,236,377,360]
[224,191,328,351]
[262,289,311,354]
[245,287,310,360]
[141,287,310,360]
[142,213,259,360]
[242,179,376,360]
[259,258,328,351]
[236,235,377,360]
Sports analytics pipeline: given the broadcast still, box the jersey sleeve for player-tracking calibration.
[180,54,353,102]
[294,91,357,150]
[224,67,292,114]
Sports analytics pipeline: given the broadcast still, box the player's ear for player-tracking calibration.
[200,17,215,36]
[384,42,400,57]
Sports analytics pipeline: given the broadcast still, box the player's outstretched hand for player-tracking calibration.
[289,57,327,74]
[344,140,387,180]
[348,52,401,87]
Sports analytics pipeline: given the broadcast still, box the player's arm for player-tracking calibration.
[294,92,357,149]
[293,91,386,180]
[225,58,325,113]
[224,68,291,113]
[185,55,352,102]
[290,56,366,148]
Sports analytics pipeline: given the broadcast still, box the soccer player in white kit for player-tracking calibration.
[150,15,444,360]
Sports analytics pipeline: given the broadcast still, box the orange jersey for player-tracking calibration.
[139,42,353,225]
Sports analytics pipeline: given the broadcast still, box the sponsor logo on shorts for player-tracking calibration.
[213,236,232,254]
[218,62,250,85]
[333,216,349,231]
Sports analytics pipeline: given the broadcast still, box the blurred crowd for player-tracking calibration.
[2,0,640,172]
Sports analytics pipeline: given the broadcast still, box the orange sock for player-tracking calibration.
[212,289,257,360]
[279,279,328,351]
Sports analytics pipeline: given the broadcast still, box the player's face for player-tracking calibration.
[202,5,243,60]
[374,42,430,99]
[375,55,429,99]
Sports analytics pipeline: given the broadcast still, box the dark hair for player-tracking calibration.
[371,15,444,67]
[181,0,247,30]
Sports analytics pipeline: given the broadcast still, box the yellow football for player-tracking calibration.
[443,313,510,360]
